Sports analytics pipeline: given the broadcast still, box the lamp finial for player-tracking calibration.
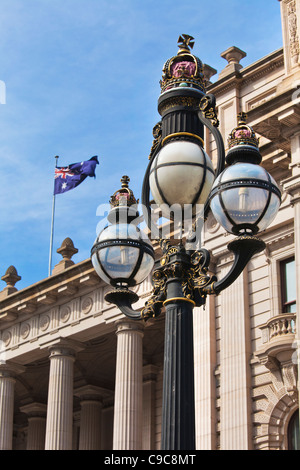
[121,175,130,188]
[177,34,195,54]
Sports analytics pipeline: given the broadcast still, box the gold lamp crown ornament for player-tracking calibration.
[109,175,139,208]
[228,112,260,150]
[160,34,206,93]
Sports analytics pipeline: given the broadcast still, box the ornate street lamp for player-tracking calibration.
[91,175,155,318]
[209,112,281,236]
[91,35,281,450]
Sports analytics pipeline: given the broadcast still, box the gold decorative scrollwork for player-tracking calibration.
[187,250,217,304]
[149,122,162,160]
[142,241,217,319]
[199,95,219,127]
[141,269,167,321]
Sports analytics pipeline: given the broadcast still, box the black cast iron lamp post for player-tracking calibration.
[91,35,281,450]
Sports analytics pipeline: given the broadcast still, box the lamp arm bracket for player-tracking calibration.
[197,94,225,220]
[202,235,266,296]
[142,129,164,239]
[104,288,142,320]
[198,95,225,178]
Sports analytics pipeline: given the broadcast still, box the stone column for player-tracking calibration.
[283,132,300,423]
[219,261,252,450]
[113,320,144,450]
[142,364,158,450]
[20,403,47,450]
[193,296,217,450]
[0,363,25,450]
[44,339,83,450]
[75,385,106,450]
[101,402,114,449]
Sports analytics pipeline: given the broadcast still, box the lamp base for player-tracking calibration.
[105,287,139,305]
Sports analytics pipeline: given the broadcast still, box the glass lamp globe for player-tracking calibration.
[91,223,155,287]
[209,162,281,235]
[91,175,155,288]
[149,140,215,219]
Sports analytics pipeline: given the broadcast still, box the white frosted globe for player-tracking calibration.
[149,140,215,219]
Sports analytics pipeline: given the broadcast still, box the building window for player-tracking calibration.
[280,257,296,313]
[288,410,300,450]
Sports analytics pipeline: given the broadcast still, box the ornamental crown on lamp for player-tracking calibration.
[109,175,139,208]
[160,34,206,93]
[228,112,260,150]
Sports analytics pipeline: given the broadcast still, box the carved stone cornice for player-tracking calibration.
[208,49,284,97]
[0,259,99,325]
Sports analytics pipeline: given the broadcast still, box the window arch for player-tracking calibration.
[288,410,300,450]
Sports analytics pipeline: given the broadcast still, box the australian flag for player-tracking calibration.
[54,156,99,195]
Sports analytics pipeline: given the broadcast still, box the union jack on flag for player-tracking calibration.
[55,167,75,180]
[53,156,99,195]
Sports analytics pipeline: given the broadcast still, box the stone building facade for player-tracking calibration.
[0,0,300,450]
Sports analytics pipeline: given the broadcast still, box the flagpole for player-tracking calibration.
[48,155,59,276]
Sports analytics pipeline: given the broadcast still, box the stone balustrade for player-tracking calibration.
[256,313,297,373]
[260,313,296,345]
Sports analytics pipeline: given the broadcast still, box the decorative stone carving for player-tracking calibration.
[52,238,78,275]
[280,0,300,72]
[60,306,71,323]
[287,0,300,66]
[20,323,30,340]
[81,296,93,315]
[0,266,21,299]
[253,380,298,449]
[39,315,50,332]
[281,361,298,395]
[219,46,246,79]
[2,331,11,347]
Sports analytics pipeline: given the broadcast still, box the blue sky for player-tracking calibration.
[0,0,283,291]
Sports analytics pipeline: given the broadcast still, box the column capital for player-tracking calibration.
[282,174,300,202]
[74,384,112,402]
[41,337,84,358]
[0,361,25,378]
[115,319,144,336]
[20,402,47,417]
